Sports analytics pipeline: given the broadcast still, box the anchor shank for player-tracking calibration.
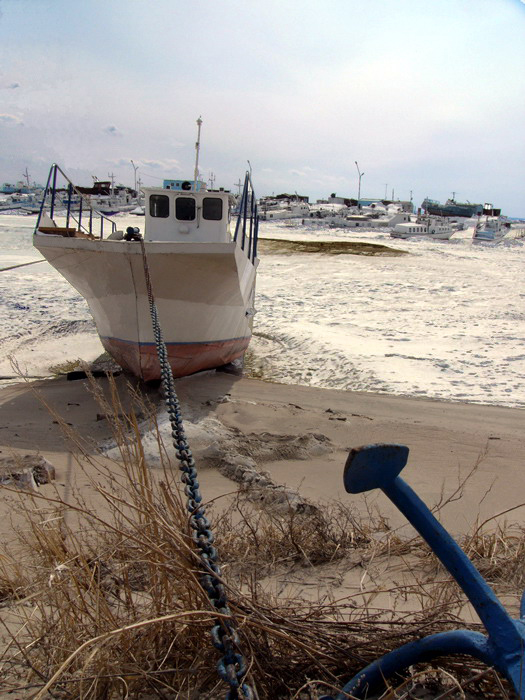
[382,476,517,640]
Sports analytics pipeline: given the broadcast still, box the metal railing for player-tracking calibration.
[34,163,117,239]
[233,171,259,263]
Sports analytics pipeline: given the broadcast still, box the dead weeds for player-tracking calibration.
[0,375,519,699]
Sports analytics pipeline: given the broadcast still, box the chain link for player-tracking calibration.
[139,239,254,700]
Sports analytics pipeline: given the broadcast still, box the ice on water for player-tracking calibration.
[1,213,524,408]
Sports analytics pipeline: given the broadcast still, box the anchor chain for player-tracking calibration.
[139,238,254,700]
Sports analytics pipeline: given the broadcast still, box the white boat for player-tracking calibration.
[306,210,411,229]
[472,204,511,244]
[0,190,44,213]
[390,216,454,240]
[75,179,141,216]
[259,201,310,220]
[33,123,259,381]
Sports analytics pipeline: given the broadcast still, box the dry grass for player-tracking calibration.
[0,376,519,699]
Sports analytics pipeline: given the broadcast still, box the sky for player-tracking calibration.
[1,0,524,215]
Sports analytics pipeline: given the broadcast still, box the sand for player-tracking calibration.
[0,370,524,697]
[1,369,524,537]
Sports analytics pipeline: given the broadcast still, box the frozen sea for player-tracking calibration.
[1,212,524,408]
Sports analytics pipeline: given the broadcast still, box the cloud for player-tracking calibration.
[0,113,23,126]
[289,168,316,178]
[103,125,121,136]
[141,158,180,170]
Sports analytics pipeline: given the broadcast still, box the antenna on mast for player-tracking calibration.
[193,116,203,191]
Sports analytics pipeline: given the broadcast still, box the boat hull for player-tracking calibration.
[390,231,453,240]
[33,236,257,381]
[102,336,250,380]
[422,199,483,218]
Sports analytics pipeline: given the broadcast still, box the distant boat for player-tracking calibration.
[472,204,511,244]
[75,180,141,216]
[390,215,454,240]
[1,168,44,195]
[422,197,483,218]
[259,201,310,220]
[0,190,43,213]
[308,210,411,229]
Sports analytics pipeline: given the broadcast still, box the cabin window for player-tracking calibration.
[176,197,196,221]
[149,194,169,218]
[203,197,223,221]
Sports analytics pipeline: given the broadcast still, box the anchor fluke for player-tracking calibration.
[344,443,409,494]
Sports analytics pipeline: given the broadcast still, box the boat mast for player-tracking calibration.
[108,172,116,196]
[193,116,203,191]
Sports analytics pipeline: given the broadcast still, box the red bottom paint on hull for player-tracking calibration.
[102,336,250,381]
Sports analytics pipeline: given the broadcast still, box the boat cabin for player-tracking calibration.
[143,180,232,243]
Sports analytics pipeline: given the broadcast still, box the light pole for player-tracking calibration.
[130,160,138,195]
[355,161,364,205]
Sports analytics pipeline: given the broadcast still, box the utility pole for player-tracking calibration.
[193,116,203,190]
[131,160,138,195]
[208,171,216,189]
[355,161,364,205]
[234,178,242,196]
[384,184,388,199]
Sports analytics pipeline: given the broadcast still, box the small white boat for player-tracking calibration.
[390,216,454,240]
[259,201,310,220]
[320,211,412,229]
[33,121,259,381]
[0,190,44,213]
[472,205,511,244]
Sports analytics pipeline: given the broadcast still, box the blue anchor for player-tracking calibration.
[325,443,525,700]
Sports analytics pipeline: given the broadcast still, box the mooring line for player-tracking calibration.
[139,237,254,700]
[0,259,46,273]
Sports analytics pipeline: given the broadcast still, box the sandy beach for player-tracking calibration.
[2,370,524,534]
[0,367,524,698]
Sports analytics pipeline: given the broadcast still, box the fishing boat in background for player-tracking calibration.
[390,215,454,240]
[1,168,44,195]
[472,204,511,244]
[0,190,44,214]
[75,179,140,216]
[33,119,259,381]
[421,196,483,218]
[259,200,310,220]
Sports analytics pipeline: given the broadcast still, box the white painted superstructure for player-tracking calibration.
[391,216,454,240]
